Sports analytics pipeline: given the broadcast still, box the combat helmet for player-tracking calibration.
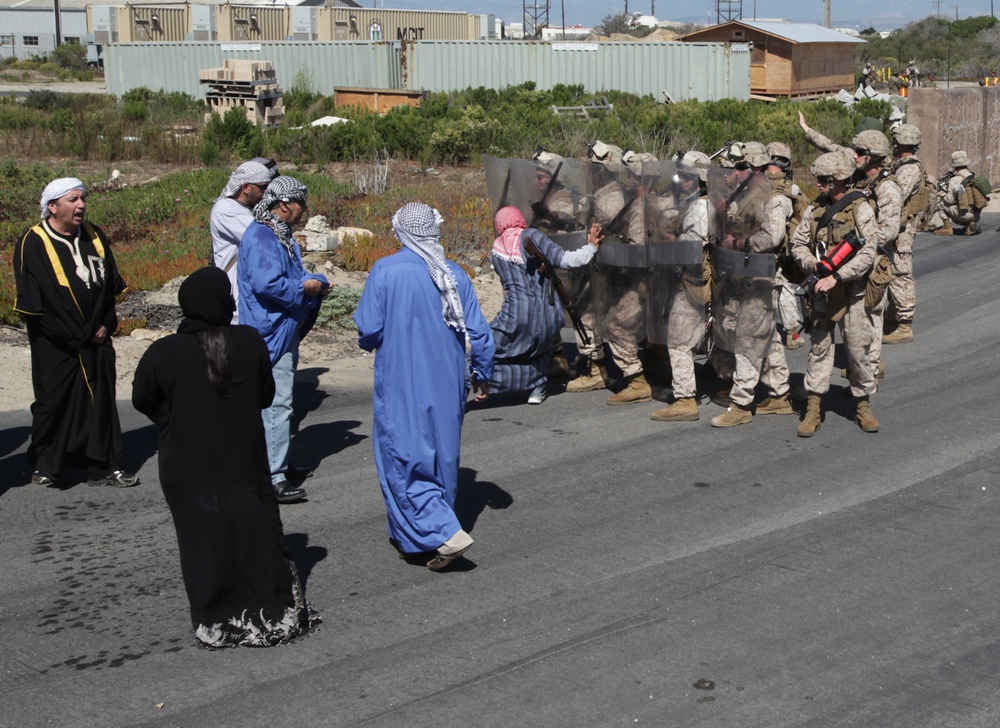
[851,129,892,158]
[622,150,658,174]
[811,151,855,181]
[854,116,883,134]
[951,150,970,168]
[767,142,792,169]
[741,141,771,168]
[718,142,745,169]
[891,124,922,147]
[679,150,711,182]
[588,140,625,166]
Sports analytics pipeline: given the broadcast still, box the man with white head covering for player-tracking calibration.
[354,202,495,571]
[237,175,329,503]
[13,177,138,488]
[210,159,278,322]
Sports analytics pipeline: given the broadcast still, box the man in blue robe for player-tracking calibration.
[354,202,495,571]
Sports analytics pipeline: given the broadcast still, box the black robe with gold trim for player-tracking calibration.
[13,220,127,477]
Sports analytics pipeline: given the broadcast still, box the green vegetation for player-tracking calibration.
[0,167,353,327]
[1,44,101,81]
[860,15,1000,79]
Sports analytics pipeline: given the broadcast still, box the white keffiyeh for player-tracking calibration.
[392,202,466,336]
[39,177,85,219]
[219,161,274,200]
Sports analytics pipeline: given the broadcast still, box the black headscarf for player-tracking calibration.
[177,267,236,334]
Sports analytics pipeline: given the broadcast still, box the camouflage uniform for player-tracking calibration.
[650,151,711,422]
[932,153,979,233]
[857,170,902,368]
[666,183,710,400]
[599,153,658,393]
[790,185,879,399]
[886,125,925,329]
[710,143,779,413]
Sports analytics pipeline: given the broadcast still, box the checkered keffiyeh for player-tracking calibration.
[392,202,467,336]
[492,206,528,264]
[252,176,308,258]
[219,161,273,199]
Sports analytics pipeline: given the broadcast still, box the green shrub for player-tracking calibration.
[50,43,87,71]
[202,107,264,161]
[313,286,364,330]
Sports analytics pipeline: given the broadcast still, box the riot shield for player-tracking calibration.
[644,159,708,347]
[708,166,776,361]
[590,156,652,344]
[483,155,590,236]
[484,154,595,340]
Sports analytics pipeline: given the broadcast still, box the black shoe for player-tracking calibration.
[31,471,57,486]
[273,480,306,503]
[285,464,314,482]
[87,470,139,488]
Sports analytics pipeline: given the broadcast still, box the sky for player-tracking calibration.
[362,0,1000,31]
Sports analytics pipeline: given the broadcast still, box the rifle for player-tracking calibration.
[709,140,735,161]
[530,160,564,227]
[521,234,592,346]
[794,231,866,297]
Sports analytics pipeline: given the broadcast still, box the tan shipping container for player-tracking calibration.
[117,4,188,43]
[217,5,287,43]
[316,8,479,42]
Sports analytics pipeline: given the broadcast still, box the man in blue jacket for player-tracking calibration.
[238,176,329,503]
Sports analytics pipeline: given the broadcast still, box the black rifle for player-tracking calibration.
[530,161,564,228]
[521,235,592,346]
[709,139,735,160]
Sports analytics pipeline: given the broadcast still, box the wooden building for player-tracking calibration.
[678,21,865,98]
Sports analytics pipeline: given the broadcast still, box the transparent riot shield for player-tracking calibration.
[644,159,708,348]
[591,160,649,344]
[483,155,590,236]
[483,154,594,341]
[707,166,776,361]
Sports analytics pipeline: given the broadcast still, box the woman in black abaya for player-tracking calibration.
[132,267,318,648]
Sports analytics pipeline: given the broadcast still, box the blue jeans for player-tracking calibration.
[262,336,298,486]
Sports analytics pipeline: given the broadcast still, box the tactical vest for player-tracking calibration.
[768,173,808,242]
[808,194,871,259]
[891,156,929,224]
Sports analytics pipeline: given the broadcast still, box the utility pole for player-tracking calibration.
[824,0,831,28]
[933,0,944,18]
[53,0,62,47]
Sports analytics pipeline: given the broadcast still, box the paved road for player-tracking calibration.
[2,220,999,727]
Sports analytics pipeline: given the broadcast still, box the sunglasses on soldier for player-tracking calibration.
[816,175,835,185]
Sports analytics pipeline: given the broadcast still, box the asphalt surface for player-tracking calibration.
[2,219,1000,727]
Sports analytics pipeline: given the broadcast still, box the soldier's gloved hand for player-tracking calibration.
[530,201,548,219]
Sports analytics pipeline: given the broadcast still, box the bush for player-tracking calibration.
[313,286,364,330]
[50,43,87,71]
[202,107,264,162]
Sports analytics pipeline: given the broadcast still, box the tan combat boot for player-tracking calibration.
[756,393,794,415]
[566,359,609,393]
[932,226,953,236]
[547,349,571,378]
[650,397,699,422]
[797,394,822,437]
[882,323,913,344]
[785,330,805,350]
[855,396,880,433]
[711,402,753,428]
[607,373,652,405]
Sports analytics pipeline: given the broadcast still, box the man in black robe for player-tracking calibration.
[13,177,139,488]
